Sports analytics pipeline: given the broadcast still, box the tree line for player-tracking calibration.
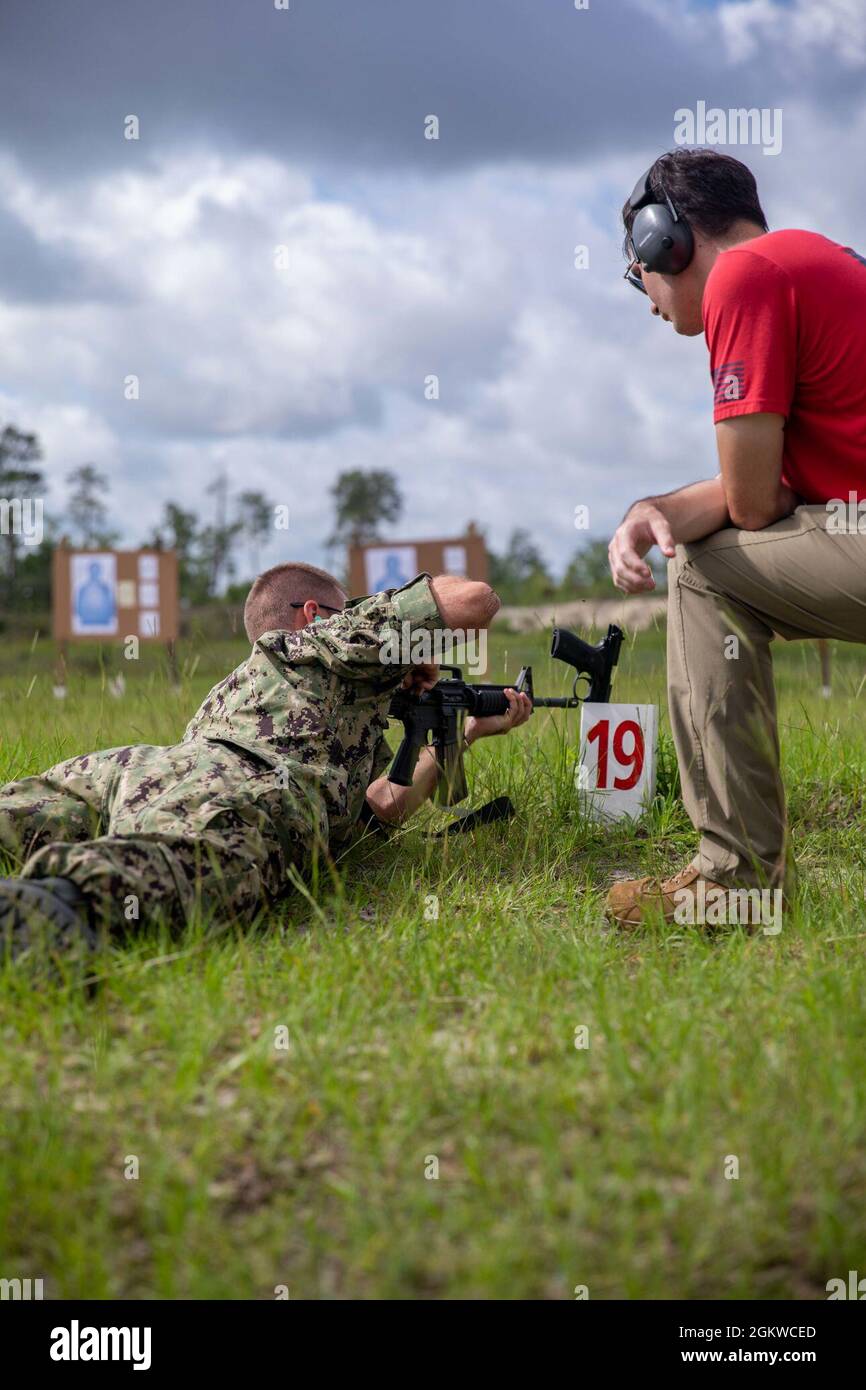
[0,423,275,611]
[327,468,662,603]
[0,421,655,614]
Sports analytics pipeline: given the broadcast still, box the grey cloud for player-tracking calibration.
[0,0,833,182]
[0,205,130,303]
[3,0,866,582]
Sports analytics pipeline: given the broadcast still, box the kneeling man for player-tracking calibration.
[607,148,866,925]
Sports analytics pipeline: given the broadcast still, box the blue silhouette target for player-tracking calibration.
[71,553,118,635]
[364,546,417,594]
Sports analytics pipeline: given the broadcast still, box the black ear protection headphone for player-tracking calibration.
[625,165,694,284]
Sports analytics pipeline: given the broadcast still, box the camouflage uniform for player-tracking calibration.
[0,576,441,929]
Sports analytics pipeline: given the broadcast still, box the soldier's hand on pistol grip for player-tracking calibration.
[401,663,440,695]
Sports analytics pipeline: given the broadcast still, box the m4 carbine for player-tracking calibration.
[387,623,623,806]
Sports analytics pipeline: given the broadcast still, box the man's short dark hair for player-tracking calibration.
[622,148,768,258]
[244,562,346,643]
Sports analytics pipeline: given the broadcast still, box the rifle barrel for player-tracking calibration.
[531,696,581,708]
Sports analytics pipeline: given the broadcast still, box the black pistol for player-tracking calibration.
[544,623,624,705]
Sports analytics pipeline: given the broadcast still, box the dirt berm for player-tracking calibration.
[495,593,667,634]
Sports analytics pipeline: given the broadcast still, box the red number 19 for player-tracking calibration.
[586,718,644,791]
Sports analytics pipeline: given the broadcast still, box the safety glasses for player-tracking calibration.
[623,240,648,295]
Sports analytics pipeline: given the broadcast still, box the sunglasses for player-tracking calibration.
[623,240,648,296]
[289,602,342,614]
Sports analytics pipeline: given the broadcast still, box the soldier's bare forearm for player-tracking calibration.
[365,744,441,824]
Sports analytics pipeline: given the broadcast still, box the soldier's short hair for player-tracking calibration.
[244,562,347,643]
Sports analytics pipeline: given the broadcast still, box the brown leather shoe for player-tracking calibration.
[606,862,735,929]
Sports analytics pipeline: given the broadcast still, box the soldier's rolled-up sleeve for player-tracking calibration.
[282,573,442,686]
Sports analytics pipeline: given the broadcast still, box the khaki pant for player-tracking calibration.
[667,505,866,888]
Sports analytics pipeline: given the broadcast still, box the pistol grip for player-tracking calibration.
[389,729,423,786]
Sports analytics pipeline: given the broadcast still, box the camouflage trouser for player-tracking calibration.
[0,740,323,930]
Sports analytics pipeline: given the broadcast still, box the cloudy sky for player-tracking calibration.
[1,0,864,582]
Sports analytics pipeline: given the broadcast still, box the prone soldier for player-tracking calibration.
[0,564,530,960]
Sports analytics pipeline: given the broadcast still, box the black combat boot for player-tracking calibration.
[0,876,97,962]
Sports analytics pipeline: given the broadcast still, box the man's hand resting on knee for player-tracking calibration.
[608,416,800,594]
[608,499,678,594]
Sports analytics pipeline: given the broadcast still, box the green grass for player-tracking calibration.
[2,621,866,1299]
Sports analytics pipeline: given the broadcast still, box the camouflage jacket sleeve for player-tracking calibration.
[271,573,442,688]
[334,734,397,845]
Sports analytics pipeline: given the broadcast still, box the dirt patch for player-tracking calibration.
[495,594,667,634]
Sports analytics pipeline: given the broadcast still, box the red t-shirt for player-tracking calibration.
[702,230,866,502]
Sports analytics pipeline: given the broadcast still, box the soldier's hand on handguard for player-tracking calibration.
[608,501,676,594]
[465,689,532,745]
